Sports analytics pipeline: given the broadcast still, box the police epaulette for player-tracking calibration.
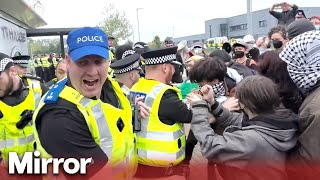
[43,78,67,104]
[22,75,42,82]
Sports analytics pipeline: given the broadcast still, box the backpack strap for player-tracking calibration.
[245,58,251,67]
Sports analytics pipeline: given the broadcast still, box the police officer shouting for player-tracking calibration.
[131,47,192,179]
[0,53,48,165]
[33,27,136,179]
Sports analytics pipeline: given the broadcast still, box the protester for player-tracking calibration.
[209,49,255,78]
[208,51,243,93]
[178,55,203,100]
[255,36,270,54]
[232,40,257,70]
[269,2,299,26]
[310,16,320,30]
[280,30,320,180]
[190,42,206,56]
[268,25,288,52]
[248,47,260,63]
[164,37,174,47]
[257,51,304,114]
[286,19,316,40]
[243,34,255,50]
[188,76,298,180]
[295,9,306,20]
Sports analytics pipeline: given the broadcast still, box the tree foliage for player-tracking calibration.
[98,3,133,43]
[28,38,62,55]
[152,35,162,48]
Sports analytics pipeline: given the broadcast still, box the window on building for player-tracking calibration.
[230,24,248,32]
[259,20,267,27]
[220,24,228,37]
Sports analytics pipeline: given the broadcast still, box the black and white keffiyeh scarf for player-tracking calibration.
[211,81,226,98]
[280,30,320,91]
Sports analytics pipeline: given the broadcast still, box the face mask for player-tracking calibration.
[234,51,245,59]
[273,40,283,49]
[315,25,320,31]
[259,48,267,54]
[211,82,226,99]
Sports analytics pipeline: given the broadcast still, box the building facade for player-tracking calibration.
[172,33,206,46]
[173,7,320,44]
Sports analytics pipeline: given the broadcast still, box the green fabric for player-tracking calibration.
[178,80,199,100]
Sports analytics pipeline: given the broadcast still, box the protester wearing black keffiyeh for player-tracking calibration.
[280,30,320,180]
[280,30,320,94]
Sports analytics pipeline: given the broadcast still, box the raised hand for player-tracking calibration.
[222,97,240,111]
[199,85,215,105]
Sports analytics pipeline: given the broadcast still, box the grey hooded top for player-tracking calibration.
[190,100,298,180]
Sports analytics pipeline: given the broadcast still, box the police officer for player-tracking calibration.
[108,36,116,60]
[45,59,67,88]
[32,27,136,179]
[133,42,150,55]
[12,55,31,76]
[40,54,50,82]
[102,47,149,161]
[0,53,48,165]
[34,55,44,80]
[110,54,141,95]
[131,47,192,179]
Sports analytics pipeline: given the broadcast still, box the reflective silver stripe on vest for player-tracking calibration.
[79,98,91,108]
[139,84,167,132]
[136,129,184,141]
[29,79,41,108]
[18,134,35,145]
[137,145,186,162]
[0,139,14,149]
[91,103,113,159]
[0,134,34,149]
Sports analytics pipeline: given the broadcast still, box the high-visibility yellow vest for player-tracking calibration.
[108,76,138,175]
[52,57,59,67]
[41,57,50,68]
[109,49,115,60]
[108,50,115,76]
[0,78,42,163]
[35,58,42,68]
[32,78,136,178]
[130,78,186,167]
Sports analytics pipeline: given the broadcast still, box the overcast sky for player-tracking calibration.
[30,0,318,43]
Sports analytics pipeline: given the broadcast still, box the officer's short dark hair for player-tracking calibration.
[189,56,227,83]
[0,62,14,76]
[236,76,280,114]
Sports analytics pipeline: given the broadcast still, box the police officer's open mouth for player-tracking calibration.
[83,80,98,86]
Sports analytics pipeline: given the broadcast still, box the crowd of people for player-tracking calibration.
[0,1,320,180]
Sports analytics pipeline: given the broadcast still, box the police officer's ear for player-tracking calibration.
[129,71,134,80]
[162,63,168,73]
[8,66,18,76]
[65,54,72,67]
